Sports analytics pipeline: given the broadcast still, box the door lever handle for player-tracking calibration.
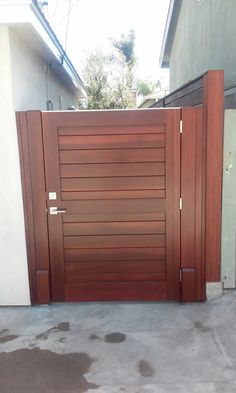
[49,207,67,215]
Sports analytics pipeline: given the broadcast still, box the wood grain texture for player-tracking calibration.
[42,113,65,301]
[64,247,166,261]
[65,282,168,301]
[58,124,165,135]
[154,70,224,287]
[181,268,196,303]
[63,212,166,223]
[196,108,206,300]
[63,221,165,236]
[16,112,37,304]
[165,109,181,300]
[36,270,50,304]
[64,234,166,249]
[65,260,166,274]
[16,111,50,305]
[61,176,165,191]
[61,189,165,200]
[61,199,166,214]
[41,108,181,302]
[203,71,224,282]
[60,148,165,164]
[26,112,49,271]
[59,134,165,150]
[181,108,206,301]
[65,272,166,283]
[60,162,165,178]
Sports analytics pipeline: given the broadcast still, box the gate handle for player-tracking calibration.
[49,207,67,215]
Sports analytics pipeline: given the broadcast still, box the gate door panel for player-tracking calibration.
[42,109,181,301]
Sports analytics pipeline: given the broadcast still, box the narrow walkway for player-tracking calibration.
[1,292,236,393]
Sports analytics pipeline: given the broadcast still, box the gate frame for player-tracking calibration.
[153,70,224,284]
[16,70,224,304]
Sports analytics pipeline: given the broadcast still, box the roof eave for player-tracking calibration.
[159,0,182,68]
[30,1,86,95]
[0,0,86,96]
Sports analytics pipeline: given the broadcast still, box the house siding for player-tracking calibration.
[169,0,236,92]
[9,29,78,111]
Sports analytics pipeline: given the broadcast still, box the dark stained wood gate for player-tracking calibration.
[42,109,181,302]
[17,72,224,305]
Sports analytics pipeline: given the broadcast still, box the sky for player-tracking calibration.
[45,0,170,88]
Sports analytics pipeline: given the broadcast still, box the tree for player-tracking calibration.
[78,50,109,110]
[138,81,154,97]
[79,31,136,110]
[137,79,164,99]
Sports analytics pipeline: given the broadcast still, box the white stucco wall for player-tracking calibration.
[0,26,30,305]
[0,25,82,305]
[9,28,78,111]
[221,110,236,288]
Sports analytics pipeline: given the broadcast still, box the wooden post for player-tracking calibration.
[16,111,50,304]
[203,70,224,282]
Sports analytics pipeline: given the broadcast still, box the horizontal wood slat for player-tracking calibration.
[65,272,165,283]
[65,260,165,274]
[59,134,165,150]
[61,176,165,191]
[61,198,165,214]
[61,189,165,200]
[58,125,165,135]
[48,108,168,126]
[60,162,165,178]
[63,221,166,235]
[63,212,166,223]
[64,247,166,261]
[60,148,165,164]
[65,282,168,301]
[64,234,165,248]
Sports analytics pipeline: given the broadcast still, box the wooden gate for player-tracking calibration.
[42,109,180,302]
[17,77,223,304]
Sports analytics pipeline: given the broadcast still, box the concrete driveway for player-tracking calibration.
[0,291,236,393]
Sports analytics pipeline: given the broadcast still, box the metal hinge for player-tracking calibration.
[180,120,183,133]
[180,269,182,282]
[180,197,182,210]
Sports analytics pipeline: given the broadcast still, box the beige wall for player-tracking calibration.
[9,29,78,111]
[0,26,30,305]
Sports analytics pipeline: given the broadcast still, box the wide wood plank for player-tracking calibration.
[61,176,165,191]
[48,107,168,127]
[63,212,166,223]
[64,247,166,261]
[65,282,167,301]
[60,162,165,178]
[63,221,166,236]
[59,134,165,150]
[61,189,165,200]
[65,272,165,283]
[65,260,166,274]
[64,234,165,248]
[58,124,165,135]
[60,148,165,164]
[62,198,165,214]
